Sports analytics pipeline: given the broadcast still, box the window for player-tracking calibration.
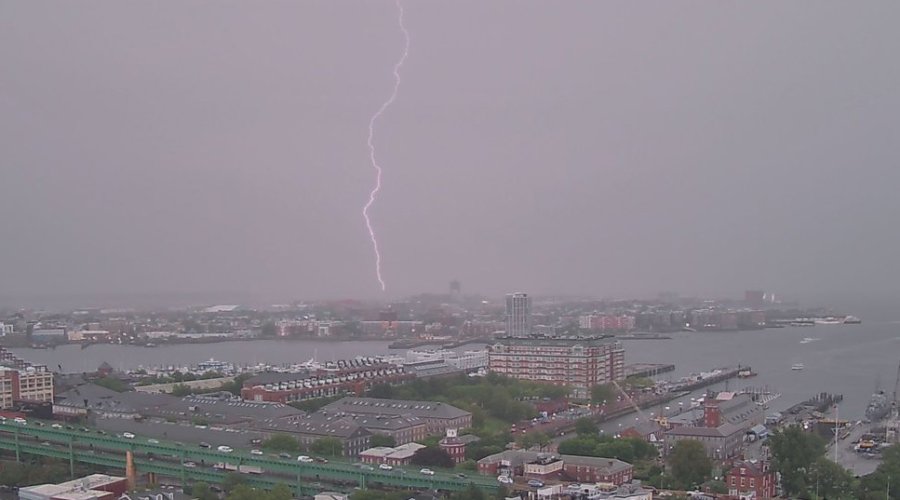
[750,478,755,487]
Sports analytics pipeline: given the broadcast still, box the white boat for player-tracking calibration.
[791,363,805,371]
[799,337,820,344]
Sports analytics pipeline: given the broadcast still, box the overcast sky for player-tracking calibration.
[2,1,899,303]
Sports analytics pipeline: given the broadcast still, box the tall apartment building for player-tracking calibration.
[488,337,624,398]
[505,293,532,337]
[0,347,54,409]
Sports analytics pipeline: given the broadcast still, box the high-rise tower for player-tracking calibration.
[505,292,532,337]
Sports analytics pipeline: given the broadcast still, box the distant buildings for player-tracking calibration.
[488,336,624,398]
[505,293,532,337]
[240,360,413,403]
[578,314,635,332]
[0,322,13,336]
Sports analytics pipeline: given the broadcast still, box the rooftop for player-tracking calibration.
[322,397,470,420]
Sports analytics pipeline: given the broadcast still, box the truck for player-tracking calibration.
[214,463,263,475]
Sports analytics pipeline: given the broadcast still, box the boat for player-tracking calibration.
[815,317,844,325]
[791,363,805,371]
[843,315,862,324]
[800,337,820,344]
[865,390,891,422]
[737,369,757,378]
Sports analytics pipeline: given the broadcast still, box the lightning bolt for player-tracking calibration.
[363,0,410,292]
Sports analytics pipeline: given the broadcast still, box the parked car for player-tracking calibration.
[379,464,393,471]
[527,479,545,488]
[497,475,513,484]
[183,461,197,468]
[419,468,435,476]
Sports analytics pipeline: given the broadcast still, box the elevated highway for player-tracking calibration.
[0,420,498,496]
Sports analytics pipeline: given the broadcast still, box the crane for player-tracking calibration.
[610,378,650,423]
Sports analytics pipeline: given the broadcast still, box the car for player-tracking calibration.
[51,423,63,429]
[455,473,467,479]
[250,449,263,456]
[13,418,26,425]
[80,428,90,432]
[379,464,393,471]
[250,439,262,445]
[122,432,135,439]
[65,425,74,430]
[217,446,233,453]
[361,465,375,471]
[527,479,545,488]
[314,457,328,463]
[199,442,211,448]
[419,468,435,476]
[97,430,107,435]
[497,475,513,484]
[41,442,51,446]
[297,455,314,463]
[147,439,160,444]
[278,452,292,459]
[34,421,45,427]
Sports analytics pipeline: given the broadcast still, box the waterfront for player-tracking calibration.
[10,319,900,422]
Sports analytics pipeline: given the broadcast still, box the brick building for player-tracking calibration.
[488,337,624,398]
[0,347,53,409]
[477,450,633,485]
[241,360,413,403]
[726,460,776,499]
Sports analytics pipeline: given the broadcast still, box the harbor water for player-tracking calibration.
[11,319,900,421]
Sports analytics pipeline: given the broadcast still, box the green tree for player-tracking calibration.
[858,444,900,499]
[94,376,128,392]
[809,456,856,499]
[532,431,551,451]
[595,439,635,463]
[267,484,293,500]
[189,482,217,500]
[669,440,712,490]
[449,484,486,500]
[769,425,826,496]
[309,437,343,456]
[367,383,395,399]
[575,417,598,436]
[558,437,599,456]
[260,322,277,337]
[591,383,615,405]
[369,434,397,448]
[262,433,300,452]
[705,480,728,494]
[171,383,192,396]
[410,446,454,468]
[458,459,478,471]
[222,472,247,493]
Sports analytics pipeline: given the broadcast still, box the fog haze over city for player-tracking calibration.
[2,1,900,304]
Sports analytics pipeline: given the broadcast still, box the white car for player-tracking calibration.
[217,446,233,453]
[250,449,264,456]
[13,418,26,425]
[147,439,160,444]
[379,464,393,471]
[183,461,197,468]
[51,423,63,429]
[297,455,314,463]
[122,432,135,439]
[498,475,514,484]
[419,468,435,476]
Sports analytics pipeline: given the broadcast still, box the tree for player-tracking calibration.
[170,383,192,397]
[260,322,277,337]
[669,440,712,490]
[809,456,855,499]
[262,433,300,452]
[575,417,598,436]
[532,431,551,451]
[449,484,486,500]
[591,383,615,405]
[309,437,343,456]
[369,434,397,448]
[189,482,217,500]
[410,446,454,468]
[769,425,826,496]
[222,472,247,493]
[558,437,599,456]
[267,484,293,500]
[458,459,478,471]
[367,383,395,399]
[94,376,128,392]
